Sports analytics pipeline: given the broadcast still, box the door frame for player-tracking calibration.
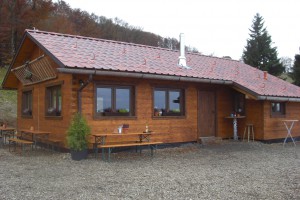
[197,90,217,138]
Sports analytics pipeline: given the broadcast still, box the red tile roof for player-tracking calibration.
[26,29,300,99]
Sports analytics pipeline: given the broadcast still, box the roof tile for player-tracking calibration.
[27,29,300,98]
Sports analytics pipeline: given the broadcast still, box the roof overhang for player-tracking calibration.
[1,30,64,90]
[57,67,233,85]
[57,67,300,102]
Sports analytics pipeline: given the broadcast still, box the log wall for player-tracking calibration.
[263,101,300,140]
[15,43,300,149]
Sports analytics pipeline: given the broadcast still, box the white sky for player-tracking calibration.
[59,0,300,60]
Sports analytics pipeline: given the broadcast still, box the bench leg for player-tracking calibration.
[108,148,111,162]
[94,143,97,158]
[100,147,106,161]
[9,140,17,152]
[0,137,3,147]
[150,145,154,156]
[21,144,25,156]
[150,144,158,156]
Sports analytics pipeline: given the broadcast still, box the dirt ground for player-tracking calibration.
[0,140,299,199]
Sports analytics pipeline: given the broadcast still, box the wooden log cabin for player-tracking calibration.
[2,30,300,149]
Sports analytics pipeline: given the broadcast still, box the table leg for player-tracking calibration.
[108,148,111,162]
[94,137,98,158]
[283,122,296,146]
[233,118,238,140]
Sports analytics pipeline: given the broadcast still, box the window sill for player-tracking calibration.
[152,116,186,119]
[21,115,33,119]
[94,116,137,120]
[103,112,130,117]
[45,116,63,120]
[270,114,286,118]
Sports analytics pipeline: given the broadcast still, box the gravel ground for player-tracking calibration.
[0,141,299,200]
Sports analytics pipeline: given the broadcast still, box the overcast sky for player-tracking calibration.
[59,0,300,60]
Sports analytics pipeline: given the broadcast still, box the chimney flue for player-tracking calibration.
[263,71,268,80]
[178,33,187,67]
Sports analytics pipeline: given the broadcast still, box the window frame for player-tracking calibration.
[94,83,136,118]
[271,102,286,117]
[21,89,33,118]
[45,84,62,117]
[153,87,185,117]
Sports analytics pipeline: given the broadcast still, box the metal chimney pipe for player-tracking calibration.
[178,33,187,67]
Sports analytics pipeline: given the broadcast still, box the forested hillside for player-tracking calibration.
[0,0,198,67]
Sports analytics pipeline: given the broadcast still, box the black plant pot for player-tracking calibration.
[70,149,88,161]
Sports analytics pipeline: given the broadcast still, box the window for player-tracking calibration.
[271,102,285,116]
[22,90,32,117]
[95,85,135,117]
[153,88,185,117]
[46,85,62,116]
[233,92,245,115]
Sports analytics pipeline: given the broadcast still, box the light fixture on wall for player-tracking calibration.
[79,79,84,86]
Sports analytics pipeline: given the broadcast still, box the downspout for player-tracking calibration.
[78,74,93,113]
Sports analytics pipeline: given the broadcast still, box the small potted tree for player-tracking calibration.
[67,112,91,161]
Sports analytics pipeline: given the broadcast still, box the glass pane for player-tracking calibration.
[22,91,32,115]
[169,91,180,112]
[272,102,284,113]
[116,88,130,113]
[28,92,32,110]
[57,88,62,112]
[154,90,166,111]
[97,88,112,113]
[52,89,57,108]
[276,103,280,112]
[272,103,279,112]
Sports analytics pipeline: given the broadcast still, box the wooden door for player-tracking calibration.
[198,91,216,137]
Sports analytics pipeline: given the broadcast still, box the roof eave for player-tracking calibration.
[57,67,233,85]
[256,95,300,102]
[1,30,66,89]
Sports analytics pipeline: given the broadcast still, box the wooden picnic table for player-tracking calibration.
[0,127,15,144]
[92,132,161,161]
[19,129,51,148]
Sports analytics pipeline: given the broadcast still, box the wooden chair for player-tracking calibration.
[243,124,255,142]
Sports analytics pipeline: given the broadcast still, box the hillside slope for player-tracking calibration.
[0,68,17,126]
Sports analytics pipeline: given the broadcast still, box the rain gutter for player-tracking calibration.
[57,68,233,85]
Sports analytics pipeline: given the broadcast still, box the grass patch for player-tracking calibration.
[0,67,17,126]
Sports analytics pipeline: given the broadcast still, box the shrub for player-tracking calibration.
[67,113,91,151]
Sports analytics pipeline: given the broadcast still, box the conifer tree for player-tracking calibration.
[242,13,284,76]
[291,54,300,86]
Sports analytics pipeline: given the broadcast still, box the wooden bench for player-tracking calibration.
[8,138,34,155]
[45,138,63,151]
[97,141,163,162]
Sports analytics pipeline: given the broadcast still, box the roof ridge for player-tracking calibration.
[25,29,178,53]
[25,29,243,62]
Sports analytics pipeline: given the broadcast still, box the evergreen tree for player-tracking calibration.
[291,54,300,86]
[242,13,284,76]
